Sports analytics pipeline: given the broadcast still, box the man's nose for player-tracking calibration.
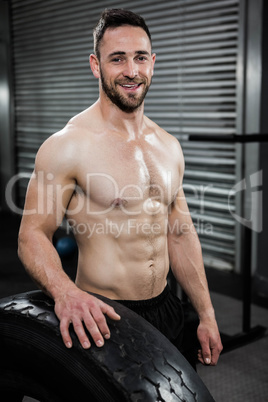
[123,60,138,79]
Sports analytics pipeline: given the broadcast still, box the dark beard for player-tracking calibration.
[100,69,150,113]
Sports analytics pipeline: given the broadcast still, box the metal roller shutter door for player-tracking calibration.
[10,0,240,271]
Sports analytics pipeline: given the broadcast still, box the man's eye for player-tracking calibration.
[112,58,122,62]
[137,56,147,62]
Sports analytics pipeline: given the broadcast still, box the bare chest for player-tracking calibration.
[75,138,180,212]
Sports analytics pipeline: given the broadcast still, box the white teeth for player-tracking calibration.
[122,84,140,88]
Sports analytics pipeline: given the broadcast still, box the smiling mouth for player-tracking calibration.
[120,83,142,90]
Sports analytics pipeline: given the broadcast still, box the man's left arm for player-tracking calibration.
[167,185,223,365]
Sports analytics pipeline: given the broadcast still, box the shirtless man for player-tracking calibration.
[18,9,222,367]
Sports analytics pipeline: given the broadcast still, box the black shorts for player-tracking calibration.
[115,284,184,352]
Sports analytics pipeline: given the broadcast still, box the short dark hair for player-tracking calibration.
[93,8,152,60]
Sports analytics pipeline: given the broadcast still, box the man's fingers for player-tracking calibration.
[56,296,121,350]
[199,341,212,365]
[197,349,205,364]
[198,343,222,366]
[72,316,92,349]
[87,303,120,345]
[197,320,223,366]
[90,308,111,340]
[210,343,223,365]
[60,317,73,349]
[102,303,121,321]
[60,314,104,349]
[83,312,107,347]
[75,305,114,348]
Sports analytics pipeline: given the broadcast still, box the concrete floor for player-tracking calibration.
[198,292,268,402]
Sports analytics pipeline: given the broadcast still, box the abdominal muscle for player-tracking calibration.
[73,214,170,300]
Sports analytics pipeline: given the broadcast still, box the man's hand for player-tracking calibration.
[54,287,121,349]
[197,316,223,366]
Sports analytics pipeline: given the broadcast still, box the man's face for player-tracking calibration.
[97,26,156,113]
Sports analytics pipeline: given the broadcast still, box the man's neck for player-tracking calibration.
[97,97,146,140]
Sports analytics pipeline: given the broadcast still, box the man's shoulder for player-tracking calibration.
[38,124,79,157]
[145,116,181,149]
[35,118,87,174]
[68,105,95,127]
[68,103,102,134]
[40,106,98,154]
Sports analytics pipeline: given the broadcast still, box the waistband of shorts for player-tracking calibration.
[114,284,170,309]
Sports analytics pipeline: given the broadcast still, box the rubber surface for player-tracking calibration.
[0,291,215,401]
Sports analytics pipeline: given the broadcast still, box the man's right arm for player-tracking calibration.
[18,131,120,349]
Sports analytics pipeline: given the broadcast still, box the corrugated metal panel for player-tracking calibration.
[11,0,240,270]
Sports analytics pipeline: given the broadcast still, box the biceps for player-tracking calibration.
[169,195,192,230]
[22,172,76,232]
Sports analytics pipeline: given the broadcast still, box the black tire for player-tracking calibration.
[0,291,215,402]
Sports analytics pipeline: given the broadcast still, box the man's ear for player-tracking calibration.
[89,54,100,79]
[151,53,156,76]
